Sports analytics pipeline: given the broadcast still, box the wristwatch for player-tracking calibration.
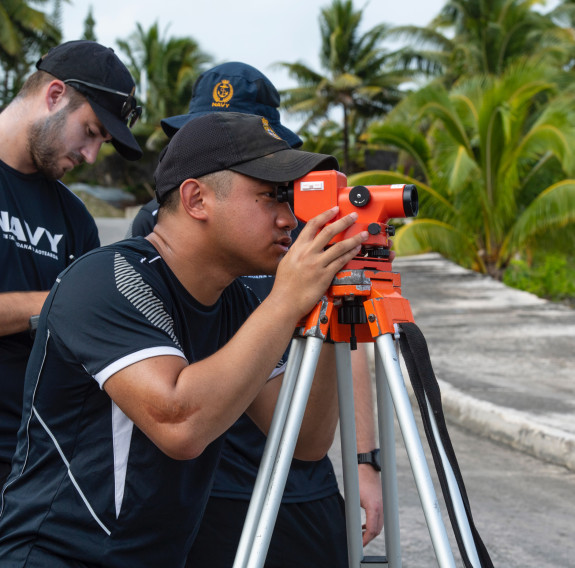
[29,315,40,337]
[357,449,381,471]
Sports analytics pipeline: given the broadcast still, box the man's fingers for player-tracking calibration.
[300,206,340,235]
[320,231,368,269]
[300,208,359,248]
[362,508,384,545]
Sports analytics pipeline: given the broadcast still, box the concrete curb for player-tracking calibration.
[439,379,575,472]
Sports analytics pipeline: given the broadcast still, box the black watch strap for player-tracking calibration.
[357,448,381,471]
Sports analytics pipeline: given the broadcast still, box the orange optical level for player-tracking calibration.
[278,170,418,248]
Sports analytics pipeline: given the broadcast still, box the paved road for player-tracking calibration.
[329,402,575,567]
[95,217,132,245]
[323,252,575,567]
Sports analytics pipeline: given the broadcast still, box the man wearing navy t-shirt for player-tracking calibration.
[0,112,369,567]
[0,41,142,485]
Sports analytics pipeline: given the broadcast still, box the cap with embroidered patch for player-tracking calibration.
[160,61,302,148]
[36,40,143,161]
[154,112,338,202]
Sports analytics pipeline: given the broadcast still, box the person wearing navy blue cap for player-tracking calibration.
[160,61,301,145]
[0,40,143,486]
[129,62,383,567]
[127,61,303,237]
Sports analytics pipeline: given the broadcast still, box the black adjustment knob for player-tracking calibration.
[368,223,381,235]
[349,186,370,207]
[386,225,395,236]
[338,305,368,325]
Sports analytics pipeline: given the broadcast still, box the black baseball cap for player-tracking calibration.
[160,61,302,147]
[36,40,143,161]
[154,112,338,202]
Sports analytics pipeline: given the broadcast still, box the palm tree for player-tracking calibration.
[436,0,575,76]
[81,6,97,42]
[277,0,408,174]
[388,0,575,86]
[0,0,61,105]
[116,22,213,149]
[353,60,575,279]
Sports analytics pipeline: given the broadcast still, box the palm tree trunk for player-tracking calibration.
[342,104,350,174]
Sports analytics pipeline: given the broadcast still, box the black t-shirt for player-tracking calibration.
[0,159,99,464]
[129,200,340,503]
[126,198,158,237]
[0,238,263,567]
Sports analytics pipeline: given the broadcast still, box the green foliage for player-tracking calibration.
[503,254,575,305]
[0,0,62,105]
[82,6,97,42]
[362,59,575,280]
[429,0,575,77]
[276,0,409,173]
[116,22,214,151]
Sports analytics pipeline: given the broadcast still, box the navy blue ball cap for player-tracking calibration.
[154,112,337,203]
[36,40,143,161]
[160,61,302,148]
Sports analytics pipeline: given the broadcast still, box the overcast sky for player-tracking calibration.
[60,0,557,130]
[60,1,448,129]
[61,0,444,91]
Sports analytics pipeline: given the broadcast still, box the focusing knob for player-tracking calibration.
[367,248,391,258]
[349,186,370,207]
[368,223,381,235]
[386,225,396,236]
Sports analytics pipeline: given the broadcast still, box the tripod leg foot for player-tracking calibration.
[361,556,389,566]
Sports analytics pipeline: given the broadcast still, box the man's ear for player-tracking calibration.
[45,80,67,111]
[180,179,209,220]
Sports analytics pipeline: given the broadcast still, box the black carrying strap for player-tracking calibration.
[398,322,494,568]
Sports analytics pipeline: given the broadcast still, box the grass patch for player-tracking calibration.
[503,254,575,307]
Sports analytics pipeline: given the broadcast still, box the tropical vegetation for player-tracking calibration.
[0,0,62,105]
[356,61,575,280]
[0,0,574,304]
[276,0,410,172]
[116,22,213,150]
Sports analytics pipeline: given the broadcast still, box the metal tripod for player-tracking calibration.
[233,256,480,568]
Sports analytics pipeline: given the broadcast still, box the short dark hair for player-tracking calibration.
[199,170,234,199]
[18,70,56,98]
[158,170,235,218]
[158,187,180,214]
[18,70,88,114]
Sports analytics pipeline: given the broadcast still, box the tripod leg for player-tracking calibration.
[374,343,401,567]
[424,396,481,567]
[335,343,363,567]
[234,336,324,568]
[375,334,456,568]
[233,337,305,567]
